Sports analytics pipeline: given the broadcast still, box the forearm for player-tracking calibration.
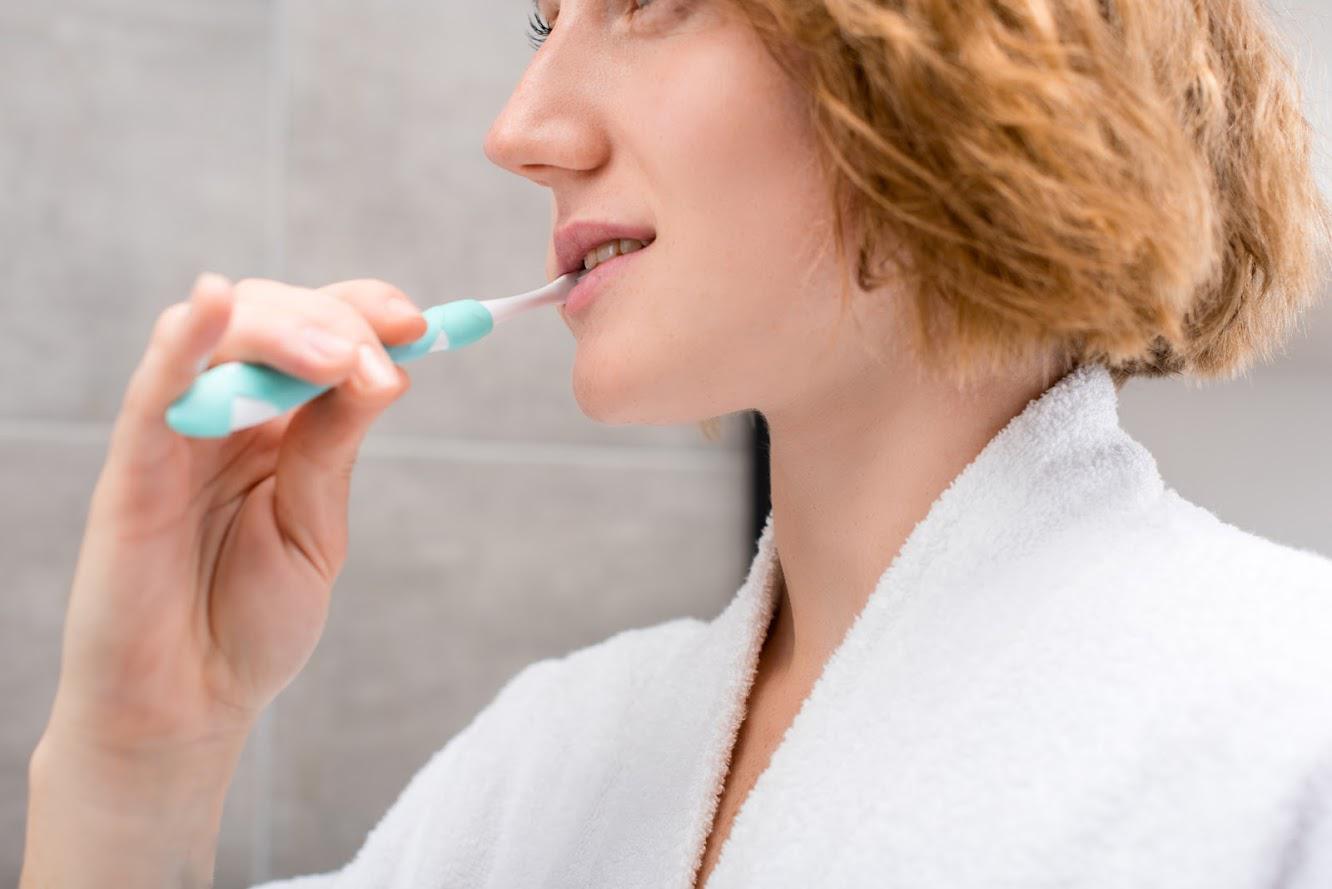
[20,731,248,889]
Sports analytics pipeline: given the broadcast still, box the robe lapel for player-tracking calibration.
[699,361,1165,887]
[580,360,1163,889]
[573,500,782,887]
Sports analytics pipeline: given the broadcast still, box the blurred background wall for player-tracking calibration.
[1,1,1327,886]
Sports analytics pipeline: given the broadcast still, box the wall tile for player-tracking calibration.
[1118,365,1332,558]
[1282,294,1332,374]
[0,0,273,423]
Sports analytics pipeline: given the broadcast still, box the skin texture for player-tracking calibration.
[484,1,1071,885]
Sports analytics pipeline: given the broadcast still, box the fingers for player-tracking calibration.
[110,273,236,471]
[199,278,424,390]
[318,279,428,346]
[237,279,423,577]
[200,279,364,388]
[270,342,410,580]
[97,273,423,579]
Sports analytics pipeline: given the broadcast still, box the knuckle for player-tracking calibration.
[373,374,407,401]
[333,278,410,310]
[233,288,315,339]
[360,278,406,303]
[381,369,410,400]
[349,353,405,399]
[234,277,301,305]
[321,296,376,340]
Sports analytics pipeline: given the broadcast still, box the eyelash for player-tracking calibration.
[526,6,552,50]
[527,0,656,50]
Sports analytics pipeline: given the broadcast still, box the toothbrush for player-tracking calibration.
[165,269,587,438]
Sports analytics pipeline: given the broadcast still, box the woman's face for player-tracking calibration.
[484,0,898,426]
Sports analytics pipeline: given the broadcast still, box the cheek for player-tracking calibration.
[632,24,835,309]
[570,18,847,417]
[638,27,821,217]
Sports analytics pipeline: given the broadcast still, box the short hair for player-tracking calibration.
[697,0,1332,439]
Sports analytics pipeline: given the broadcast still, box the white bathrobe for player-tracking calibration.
[251,361,1332,889]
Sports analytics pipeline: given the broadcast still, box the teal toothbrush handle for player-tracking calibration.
[165,300,493,438]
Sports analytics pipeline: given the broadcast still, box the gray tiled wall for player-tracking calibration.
[4,1,1329,887]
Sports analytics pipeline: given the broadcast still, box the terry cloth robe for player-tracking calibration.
[250,361,1332,889]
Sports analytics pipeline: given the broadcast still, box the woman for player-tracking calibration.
[21,0,1332,887]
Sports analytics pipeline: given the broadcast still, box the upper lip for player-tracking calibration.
[553,219,656,279]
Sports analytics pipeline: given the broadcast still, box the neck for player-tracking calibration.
[758,359,1069,672]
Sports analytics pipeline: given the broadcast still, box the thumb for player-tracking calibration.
[108,272,235,475]
[270,343,409,580]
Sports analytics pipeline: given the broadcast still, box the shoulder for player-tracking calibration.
[1023,482,1332,710]
[1064,482,1332,621]
[451,614,711,753]
[271,617,715,886]
[1098,487,1332,718]
[363,614,711,845]
[496,613,709,700]
[1148,487,1332,610]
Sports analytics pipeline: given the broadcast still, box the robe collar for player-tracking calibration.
[619,360,1166,888]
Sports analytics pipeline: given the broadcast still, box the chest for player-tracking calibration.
[439,523,1302,889]
[692,657,818,889]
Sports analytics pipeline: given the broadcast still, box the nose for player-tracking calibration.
[483,19,608,189]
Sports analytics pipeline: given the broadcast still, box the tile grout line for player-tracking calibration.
[0,417,748,472]
[358,434,746,471]
[253,0,291,879]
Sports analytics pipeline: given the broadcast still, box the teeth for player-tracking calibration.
[583,237,651,271]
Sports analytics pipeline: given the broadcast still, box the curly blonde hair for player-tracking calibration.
[698,0,1332,439]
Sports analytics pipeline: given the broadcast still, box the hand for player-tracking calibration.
[38,273,425,763]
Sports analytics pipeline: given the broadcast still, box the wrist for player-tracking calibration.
[30,724,249,818]
[22,730,249,889]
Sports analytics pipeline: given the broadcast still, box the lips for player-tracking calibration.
[562,238,649,316]
[553,219,656,279]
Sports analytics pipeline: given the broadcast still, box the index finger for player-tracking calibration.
[318,279,427,347]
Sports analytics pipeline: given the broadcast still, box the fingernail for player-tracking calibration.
[387,301,422,323]
[356,343,399,388]
[301,327,355,362]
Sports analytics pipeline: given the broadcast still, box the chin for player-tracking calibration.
[569,356,647,425]
[569,349,708,427]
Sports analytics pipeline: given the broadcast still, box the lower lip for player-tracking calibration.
[563,245,650,316]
